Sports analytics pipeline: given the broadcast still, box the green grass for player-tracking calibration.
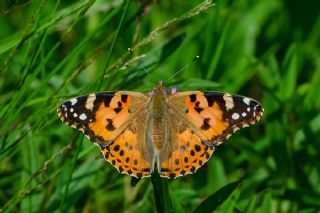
[1,0,320,212]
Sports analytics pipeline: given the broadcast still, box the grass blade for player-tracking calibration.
[193,179,242,213]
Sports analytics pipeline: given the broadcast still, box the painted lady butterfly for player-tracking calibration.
[57,82,263,179]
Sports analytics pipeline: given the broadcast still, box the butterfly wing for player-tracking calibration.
[101,122,153,178]
[159,123,215,179]
[169,91,263,145]
[158,91,263,179]
[58,91,145,145]
[57,91,153,178]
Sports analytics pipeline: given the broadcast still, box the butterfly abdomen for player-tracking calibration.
[151,94,166,150]
[153,120,164,150]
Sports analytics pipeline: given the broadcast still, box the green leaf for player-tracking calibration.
[279,43,299,100]
[193,180,242,213]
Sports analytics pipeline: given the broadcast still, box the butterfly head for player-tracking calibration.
[149,81,168,97]
[148,81,179,97]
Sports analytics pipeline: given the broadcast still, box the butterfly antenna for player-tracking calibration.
[166,55,200,83]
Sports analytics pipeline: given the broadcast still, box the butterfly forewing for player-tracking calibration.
[57,92,147,145]
[169,91,264,146]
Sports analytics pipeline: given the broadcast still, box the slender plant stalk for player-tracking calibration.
[59,135,84,212]
[151,172,172,213]
[98,0,131,90]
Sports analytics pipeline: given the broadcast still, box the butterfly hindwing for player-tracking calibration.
[159,127,215,179]
[101,128,152,178]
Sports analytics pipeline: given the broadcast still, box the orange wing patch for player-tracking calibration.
[88,93,131,142]
[101,128,151,178]
[185,93,229,142]
[160,128,215,179]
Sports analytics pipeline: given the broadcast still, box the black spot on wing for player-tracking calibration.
[184,157,189,163]
[104,95,113,107]
[106,119,115,131]
[104,151,109,159]
[204,95,214,107]
[121,94,128,103]
[201,118,211,130]
[195,107,203,113]
[195,144,202,152]
[142,168,150,172]
[189,94,196,102]
[113,145,120,151]
[161,168,170,172]
[114,108,122,113]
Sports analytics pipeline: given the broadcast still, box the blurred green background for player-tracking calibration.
[1,0,320,212]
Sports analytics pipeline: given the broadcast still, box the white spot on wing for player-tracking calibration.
[70,108,74,112]
[247,107,251,112]
[223,93,234,110]
[85,94,96,110]
[70,98,77,105]
[232,113,240,120]
[242,112,247,117]
[73,113,78,117]
[79,113,87,120]
[243,97,251,106]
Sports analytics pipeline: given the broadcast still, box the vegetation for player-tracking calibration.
[1,0,319,212]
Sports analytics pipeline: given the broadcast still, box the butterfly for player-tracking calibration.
[57,82,263,179]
